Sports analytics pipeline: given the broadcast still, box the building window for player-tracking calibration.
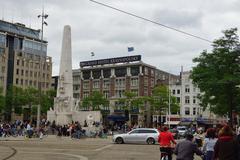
[185,85,190,93]
[16,78,19,84]
[193,96,196,104]
[193,108,196,115]
[16,69,19,75]
[103,80,110,89]
[177,97,180,103]
[172,89,175,95]
[131,78,138,87]
[151,78,154,87]
[144,87,148,96]
[25,70,28,76]
[185,96,190,104]
[83,92,89,98]
[131,89,138,96]
[177,89,180,94]
[144,77,148,86]
[92,70,101,79]
[93,80,100,89]
[116,78,125,88]
[130,66,139,76]
[185,107,190,115]
[144,67,148,75]
[30,71,33,77]
[25,80,28,85]
[115,89,125,98]
[17,60,20,65]
[115,67,126,77]
[115,101,125,110]
[83,81,89,89]
[21,70,24,76]
[103,91,109,98]
[151,69,154,76]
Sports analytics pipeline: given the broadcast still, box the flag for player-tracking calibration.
[128,47,134,52]
[91,52,95,56]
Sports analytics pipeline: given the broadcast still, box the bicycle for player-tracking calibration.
[161,151,169,160]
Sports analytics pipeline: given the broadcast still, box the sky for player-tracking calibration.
[1,0,240,75]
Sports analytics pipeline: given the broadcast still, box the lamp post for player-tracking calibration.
[36,8,48,131]
[168,73,171,128]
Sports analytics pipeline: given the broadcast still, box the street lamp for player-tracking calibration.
[36,8,48,131]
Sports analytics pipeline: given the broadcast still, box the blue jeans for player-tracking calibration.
[205,151,213,160]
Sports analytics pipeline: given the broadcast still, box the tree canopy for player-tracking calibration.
[81,91,108,111]
[150,85,179,115]
[191,28,240,125]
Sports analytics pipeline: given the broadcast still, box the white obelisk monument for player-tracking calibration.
[47,25,77,125]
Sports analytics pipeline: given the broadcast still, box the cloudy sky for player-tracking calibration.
[1,0,240,75]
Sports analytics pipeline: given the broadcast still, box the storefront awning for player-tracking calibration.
[107,115,127,122]
[164,121,180,125]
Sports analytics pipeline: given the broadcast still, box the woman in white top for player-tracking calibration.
[203,128,218,160]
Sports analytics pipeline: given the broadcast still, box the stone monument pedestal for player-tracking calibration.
[56,112,72,125]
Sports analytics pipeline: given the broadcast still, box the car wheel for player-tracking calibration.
[147,138,155,145]
[115,137,124,144]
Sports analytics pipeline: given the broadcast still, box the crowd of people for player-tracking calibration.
[158,124,240,160]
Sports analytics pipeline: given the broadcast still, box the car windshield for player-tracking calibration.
[178,128,186,130]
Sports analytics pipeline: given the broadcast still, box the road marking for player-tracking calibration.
[20,151,88,160]
[95,144,113,151]
[1,146,17,160]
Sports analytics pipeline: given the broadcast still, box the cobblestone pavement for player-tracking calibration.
[0,136,202,160]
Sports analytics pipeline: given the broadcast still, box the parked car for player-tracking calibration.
[177,126,187,137]
[112,128,159,145]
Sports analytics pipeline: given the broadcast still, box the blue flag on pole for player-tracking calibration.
[128,47,134,52]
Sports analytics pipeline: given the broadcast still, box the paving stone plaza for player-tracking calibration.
[0,136,202,160]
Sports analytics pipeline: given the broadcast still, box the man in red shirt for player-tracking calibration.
[158,126,176,160]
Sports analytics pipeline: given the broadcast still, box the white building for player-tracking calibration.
[170,71,228,126]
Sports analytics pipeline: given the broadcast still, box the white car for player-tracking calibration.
[112,128,159,145]
[177,126,187,137]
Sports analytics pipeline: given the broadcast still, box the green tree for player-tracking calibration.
[150,85,179,126]
[5,85,26,120]
[118,91,144,122]
[23,87,39,116]
[0,87,5,112]
[81,91,108,110]
[41,89,56,114]
[191,28,240,125]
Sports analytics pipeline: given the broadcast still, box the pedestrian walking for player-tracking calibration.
[213,125,239,160]
[174,133,203,160]
[158,126,176,160]
[202,128,217,160]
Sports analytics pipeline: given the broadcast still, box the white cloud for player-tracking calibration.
[1,0,240,75]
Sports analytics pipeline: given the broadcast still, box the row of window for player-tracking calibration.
[184,107,201,115]
[0,34,6,47]
[16,69,50,79]
[172,87,198,95]
[15,78,50,88]
[81,66,153,79]
[185,96,197,104]
[82,89,139,99]
[83,78,139,90]
[23,40,47,52]
[16,59,50,70]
